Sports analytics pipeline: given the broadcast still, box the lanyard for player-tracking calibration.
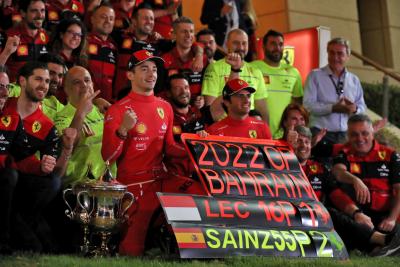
[329,74,345,97]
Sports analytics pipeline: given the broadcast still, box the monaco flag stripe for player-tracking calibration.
[159,195,197,207]
[164,207,202,221]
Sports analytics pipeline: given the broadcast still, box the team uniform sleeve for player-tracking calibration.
[101,105,125,163]
[41,126,60,159]
[261,122,272,139]
[303,71,333,116]
[332,151,349,168]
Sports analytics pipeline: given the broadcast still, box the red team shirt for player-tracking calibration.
[87,33,118,102]
[6,24,49,82]
[207,116,272,139]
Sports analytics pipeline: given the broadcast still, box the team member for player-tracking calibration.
[2,61,76,252]
[196,28,224,64]
[45,0,85,31]
[102,49,204,256]
[207,78,271,139]
[295,125,400,256]
[55,66,109,187]
[332,114,400,240]
[201,29,268,122]
[87,3,117,102]
[4,0,49,82]
[162,16,207,101]
[250,30,303,138]
[303,37,366,144]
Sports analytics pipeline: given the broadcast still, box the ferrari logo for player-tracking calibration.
[249,130,257,138]
[238,80,243,85]
[136,122,147,134]
[122,39,132,49]
[378,151,386,160]
[88,44,98,55]
[72,3,78,10]
[146,51,152,56]
[157,107,164,119]
[282,46,294,65]
[32,121,41,133]
[1,116,11,127]
[39,32,46,42]
[309,164,318,174]
[350,163,361,174]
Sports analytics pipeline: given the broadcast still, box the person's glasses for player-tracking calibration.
[66,30,83,39]
[0,83,10,91]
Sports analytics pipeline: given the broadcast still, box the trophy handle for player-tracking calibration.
[120,192,135,217]
[77,190,93,216]
[63,188,74,219]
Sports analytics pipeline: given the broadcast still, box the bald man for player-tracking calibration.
[54,66,111,187]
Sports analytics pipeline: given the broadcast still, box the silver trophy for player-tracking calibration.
[63,162,134,256]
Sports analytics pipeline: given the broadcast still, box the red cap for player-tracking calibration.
[222,78,255,98]
[127,50,164,70]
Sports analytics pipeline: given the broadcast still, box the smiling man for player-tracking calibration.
[4,0,49,82]
[206,78,271,139]
[250,30,303,139]
[332,114,400,246]
[303,37,367,144]
[102,49,204,256]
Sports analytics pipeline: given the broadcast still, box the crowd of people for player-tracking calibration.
[0,0,399,258]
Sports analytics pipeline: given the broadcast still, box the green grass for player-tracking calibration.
[1,254,399,267]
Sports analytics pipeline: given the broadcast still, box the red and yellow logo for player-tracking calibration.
[122,39,132,49]
[48,11,59,20]
[32,121,41,133]
[173,126,182,135]
[88,44,98,55]
[136,122,147,134]
[17,45,29,56]
[157,107,165,119]
[249,130,257,139]
[72,3,78,11]
[309,164,318,174]
[39,32,46,42]
[378,150,386,160]
[1,116,11,128]
[350,162,361,174]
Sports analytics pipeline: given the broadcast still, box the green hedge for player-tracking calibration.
[362,82,400,127]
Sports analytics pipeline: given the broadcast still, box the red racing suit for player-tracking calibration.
[87,33,118,102]
[45,0,85,31]
[102,91,205,255]
[207,115,272,139]
[5,24,49,82]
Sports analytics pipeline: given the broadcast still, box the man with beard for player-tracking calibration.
[250,30,303,139]
[206,78,271,139]
[164,73,212,177]
[201,29,268,122]
[4,0,49,82]
[303,37,366,144]
[87,3,118,102]
[2,61,76,252]
[196,28,224,64]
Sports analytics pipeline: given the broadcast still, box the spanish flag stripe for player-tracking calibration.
[175,232,205,243]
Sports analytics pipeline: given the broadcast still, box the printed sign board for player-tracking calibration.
[157,134,348,259]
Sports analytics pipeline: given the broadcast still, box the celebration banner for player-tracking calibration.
[158,134,348,259]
